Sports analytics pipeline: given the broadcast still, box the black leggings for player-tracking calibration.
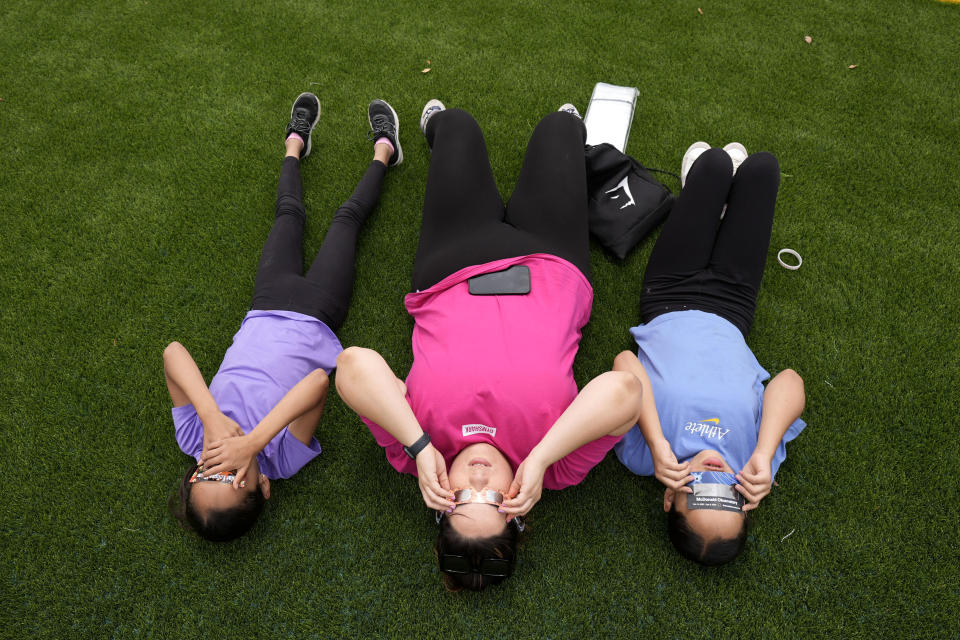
[411,109,591,291]
[250,156,385,330]
[640,148,780,336]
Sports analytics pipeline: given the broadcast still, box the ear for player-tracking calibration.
[259,474,271,500]
[663,487,675,513]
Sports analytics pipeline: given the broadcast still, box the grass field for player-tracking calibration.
[2,0,959,637]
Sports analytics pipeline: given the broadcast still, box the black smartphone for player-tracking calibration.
[467,265,531,295]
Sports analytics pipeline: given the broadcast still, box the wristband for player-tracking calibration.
[777,248,802,270]
[403,432,432,459]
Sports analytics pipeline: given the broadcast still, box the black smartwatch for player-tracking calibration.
[403,432,432,460]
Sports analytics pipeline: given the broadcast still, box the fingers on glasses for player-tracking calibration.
[734,481,769,505]
[658,465,695,492]
[500,493,533,517]
[200,460,226,477]
[434,459,451,491]
[421,479,454,511]
[232,466,250,490]
[200,446,221,467]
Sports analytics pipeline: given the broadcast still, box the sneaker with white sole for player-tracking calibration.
[680,141,711,188]
[722,142,748,175]
[420,99,445,138]
[286,92,321,159]
[368,99,403,166]
[558,103,581,118]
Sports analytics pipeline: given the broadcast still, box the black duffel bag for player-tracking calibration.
[586,143,676,259]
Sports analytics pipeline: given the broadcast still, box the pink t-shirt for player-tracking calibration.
[364,254,622,490]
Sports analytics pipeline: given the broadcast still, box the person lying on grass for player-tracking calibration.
[164,93,402,541]
[335,100,644,591]
[612,142,806,566]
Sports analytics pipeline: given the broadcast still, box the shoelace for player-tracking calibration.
[289,111,312,134]
[367,115,395,140]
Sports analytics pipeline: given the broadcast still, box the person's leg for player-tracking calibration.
[256,99,399,328]
[412,107,513,290]
[421,108,505,229]
[642,148,733,283]
[250,137,309,310]
[706,152,780,333]
[504,110,592,279]
[638,148,734,323]
[302,147,390,330]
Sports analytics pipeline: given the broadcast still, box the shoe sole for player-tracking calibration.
[681,141,711,187]
[292,92,321,158]
[722,142,748,174]
[420,99,445,136]
[369,100,403,166]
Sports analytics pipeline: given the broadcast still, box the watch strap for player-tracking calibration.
[403,432,432,460]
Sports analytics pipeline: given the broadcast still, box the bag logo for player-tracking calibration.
[462,423,497,437]
[604,176,635,210]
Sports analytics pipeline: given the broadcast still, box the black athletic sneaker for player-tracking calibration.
[367,99,403,166]
[286,92,321,159]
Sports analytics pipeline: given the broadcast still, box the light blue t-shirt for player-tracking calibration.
[614,310,805,479]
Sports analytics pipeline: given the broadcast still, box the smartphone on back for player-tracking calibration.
[467,265,531,295]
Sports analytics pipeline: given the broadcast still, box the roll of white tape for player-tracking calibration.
[777,248,802,270]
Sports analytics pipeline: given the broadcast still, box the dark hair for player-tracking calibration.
[435,514,520,592]
[666,503,747,566]
[169,463,265,542]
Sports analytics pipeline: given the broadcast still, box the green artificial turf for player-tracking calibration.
[2,0,959,637]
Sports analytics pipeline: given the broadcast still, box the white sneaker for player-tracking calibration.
[680,141,711,188]
[420,99,446,136]
[722,142,748,175]
[558,103,581,118]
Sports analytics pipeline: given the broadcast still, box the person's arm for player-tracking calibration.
[200,369,330,485]
[163,341,242,446]
[335,347,454,511]
[164,341,217,413]
[499,370,643,518]
[736,369,805,511]
[611,350,694,492]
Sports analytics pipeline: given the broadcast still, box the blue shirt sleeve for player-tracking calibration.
[614,425,655,476]
[770,417,806,480]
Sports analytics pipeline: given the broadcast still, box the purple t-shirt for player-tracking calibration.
[172,310,342,479]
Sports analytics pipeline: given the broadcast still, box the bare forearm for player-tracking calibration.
[163,342,218,418]
[755,369,805,460]
[613,350,667,450]
[335,347,424,447]
[248,369,329,451]
[528,371,643,468]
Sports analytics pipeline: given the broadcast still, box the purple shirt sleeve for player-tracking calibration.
[257,430,322,479]
[172,404,203,461]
